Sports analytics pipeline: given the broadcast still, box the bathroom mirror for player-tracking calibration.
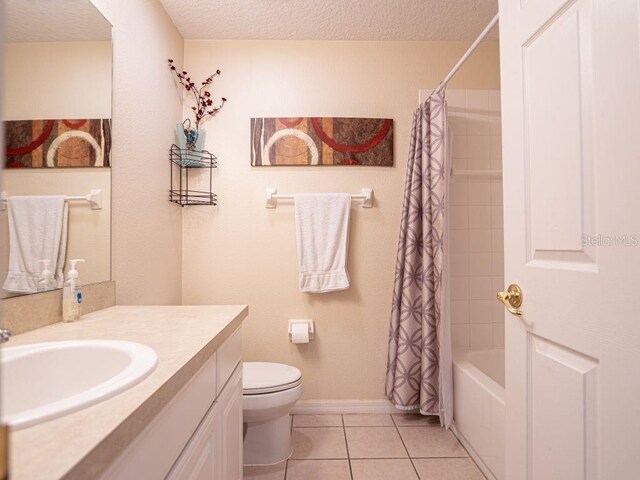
[1,0,113,298]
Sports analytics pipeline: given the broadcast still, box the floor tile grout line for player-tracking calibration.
[288,457,411,463]
[392,411,443,428]
[392,424,443,427]
[341,414,355,480]
[441,418,486,475]
[285,414,476,480]
[284,414,292,480]
[343,425,402,429]
[393,423,444,428]
[411,455,471,459]
[392,416,422,479]
[395,415,485,479]
[288,457,354,461]
[292,425,347,428]
[347,457,418,462]
[447,430,488,479]
[293,424,436,428]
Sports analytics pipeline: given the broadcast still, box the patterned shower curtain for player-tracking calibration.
[385,91,453,428]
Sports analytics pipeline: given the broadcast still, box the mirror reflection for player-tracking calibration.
[2,0,113,298]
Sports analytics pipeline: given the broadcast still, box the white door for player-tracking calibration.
[498,0,640,478]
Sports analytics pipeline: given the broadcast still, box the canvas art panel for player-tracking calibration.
[251,117,393,166]
[4,119,112,168]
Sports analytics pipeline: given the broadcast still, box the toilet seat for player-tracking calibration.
[243,362,302,395]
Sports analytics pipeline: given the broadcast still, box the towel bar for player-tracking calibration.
[265,188,373,209]
[0,189,102,211]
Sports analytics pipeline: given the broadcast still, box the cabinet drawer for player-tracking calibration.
[216,328,242,396]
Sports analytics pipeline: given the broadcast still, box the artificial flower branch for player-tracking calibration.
[168,59,227,132]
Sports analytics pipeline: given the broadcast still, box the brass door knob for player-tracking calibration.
[497,284,523,316]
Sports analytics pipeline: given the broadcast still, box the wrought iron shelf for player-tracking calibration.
[169,190,217,207]
[169,144,217,207]
[169,144,217,168]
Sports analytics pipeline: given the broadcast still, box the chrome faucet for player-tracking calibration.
[0,328,12,344]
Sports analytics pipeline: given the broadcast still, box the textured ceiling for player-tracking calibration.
[159,0,499,41]
[5,0,112,43]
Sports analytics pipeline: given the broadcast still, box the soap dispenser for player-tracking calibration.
[63,259,85,322]
[37,260,57,292]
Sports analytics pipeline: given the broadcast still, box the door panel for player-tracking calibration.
[523,0,597,269]
[529,335,598,480]
[520,0,581,39]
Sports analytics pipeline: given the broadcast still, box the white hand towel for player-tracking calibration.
[3,196,69,293]
[294,193,351,293]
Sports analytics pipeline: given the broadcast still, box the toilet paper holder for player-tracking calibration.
[288,319,314,341]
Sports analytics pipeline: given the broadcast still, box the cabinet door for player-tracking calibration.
[217,365,243,480]
[166,402,221,480]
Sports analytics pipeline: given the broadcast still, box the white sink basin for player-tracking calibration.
[1,340,158,429]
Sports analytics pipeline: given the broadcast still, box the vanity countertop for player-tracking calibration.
[7,304,249,480]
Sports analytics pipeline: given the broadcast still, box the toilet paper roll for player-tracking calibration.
[291,323,310,343]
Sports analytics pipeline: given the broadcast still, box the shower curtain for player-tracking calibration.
[385,90,453,428]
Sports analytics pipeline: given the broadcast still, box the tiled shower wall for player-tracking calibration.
[447,89,504,348]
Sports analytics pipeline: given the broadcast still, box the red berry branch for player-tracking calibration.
[168,59,227,132]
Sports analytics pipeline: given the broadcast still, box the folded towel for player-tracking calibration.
[294,193,351,293]
[3,196,69,293]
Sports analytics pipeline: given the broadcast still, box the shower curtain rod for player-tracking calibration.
[431,13,499,98]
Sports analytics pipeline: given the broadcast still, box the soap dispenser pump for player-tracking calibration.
[63,259,85,322]
[37,259,57,292]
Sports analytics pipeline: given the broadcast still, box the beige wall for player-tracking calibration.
[2,42,112,296]
[182,40,501,400]
[3,42,112,120]
[90,0,184,304]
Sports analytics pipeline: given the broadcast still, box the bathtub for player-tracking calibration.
[452,349,505,480]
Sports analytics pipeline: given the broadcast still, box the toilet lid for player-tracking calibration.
[243,362,302,395]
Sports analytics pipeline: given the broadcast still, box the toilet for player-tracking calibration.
[242,362,303,465]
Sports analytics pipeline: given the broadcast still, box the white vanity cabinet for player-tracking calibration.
[99,328,243,480]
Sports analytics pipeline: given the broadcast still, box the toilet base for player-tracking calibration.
[243,413,292,466]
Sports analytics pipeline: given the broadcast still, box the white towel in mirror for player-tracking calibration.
[3,196,68,293]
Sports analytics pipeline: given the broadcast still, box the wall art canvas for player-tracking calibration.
[4,119,111,168]
[251,117,393,166]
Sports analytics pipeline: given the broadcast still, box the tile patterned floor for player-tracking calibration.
[244,414,487,480]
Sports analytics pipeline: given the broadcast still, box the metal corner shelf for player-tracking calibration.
[169,144,218,207]
[169,189,217,206]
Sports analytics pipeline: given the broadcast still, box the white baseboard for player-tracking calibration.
[450,423,498,480]
[291,399,402,415]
